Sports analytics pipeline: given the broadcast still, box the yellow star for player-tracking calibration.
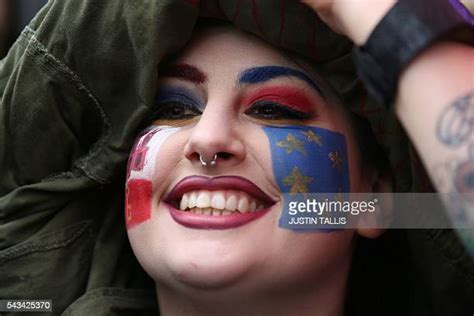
[277,133,306,155]
[301,129,322,146]
[328,151,342,171]
[283,167,313,196]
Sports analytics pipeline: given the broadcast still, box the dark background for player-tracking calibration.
[0,0,47,58]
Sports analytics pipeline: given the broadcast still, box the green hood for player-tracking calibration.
[0,0,473,315]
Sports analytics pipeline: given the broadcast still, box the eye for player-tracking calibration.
[245,100,313,120]
[152,102,202,120]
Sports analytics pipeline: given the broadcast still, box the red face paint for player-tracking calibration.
[125,179,153,229]
[242,86,317,113]
[126,126,181,229]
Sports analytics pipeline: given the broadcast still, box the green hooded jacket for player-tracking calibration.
[1,0,473,315]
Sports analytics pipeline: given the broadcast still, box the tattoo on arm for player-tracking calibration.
[434,90,474,224]
[437,91,474,147]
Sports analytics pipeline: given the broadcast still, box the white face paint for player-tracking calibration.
[125,126,181,229]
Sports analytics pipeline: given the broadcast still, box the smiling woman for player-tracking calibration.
[124,23,390,316]
[1,0,473,314]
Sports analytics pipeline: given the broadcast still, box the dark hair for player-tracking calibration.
[349,112,391,173]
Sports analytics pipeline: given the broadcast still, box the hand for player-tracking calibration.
[300,0,344,34]
[301,0,396,46]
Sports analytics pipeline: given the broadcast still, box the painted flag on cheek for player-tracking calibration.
[262,125,350,230]
[125,126,180,229]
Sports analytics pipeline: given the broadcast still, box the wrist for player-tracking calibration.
[352,0,474,106]
[332,0,396,45]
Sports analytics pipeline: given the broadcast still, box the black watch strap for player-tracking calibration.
[353,0,474,107]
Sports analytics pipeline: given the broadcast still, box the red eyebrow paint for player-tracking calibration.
[243,86,317,112]
[160,63,207,84]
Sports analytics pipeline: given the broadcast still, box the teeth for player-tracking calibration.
[211,192,226,209]
[180,193,189,211]
[189,192,197,208]
[196,191,211,208]
[225,195,238,211]
[185,206,263,216]
[178,190,268,214]
[237,196,250,213]
[250,201,257,212]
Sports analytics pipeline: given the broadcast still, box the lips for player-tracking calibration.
[163,176,276,229]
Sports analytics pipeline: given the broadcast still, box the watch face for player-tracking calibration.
[450,0,474,24]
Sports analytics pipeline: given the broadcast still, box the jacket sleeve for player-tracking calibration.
[0,0,196,249]
[0,0,196,313]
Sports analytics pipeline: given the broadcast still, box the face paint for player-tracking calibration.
[238,65,324,97]
[262,125,350,231]
[243,86,316,113]
[155,86,204,111]
[126,126,180,229]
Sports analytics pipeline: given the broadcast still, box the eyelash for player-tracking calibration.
[152,101,202,120]
[244,100,313,120]
[152,100,312,121]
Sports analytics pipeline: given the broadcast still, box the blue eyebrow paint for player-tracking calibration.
[155,86,204,110]
[238,66,324,97]
[263,125,350,231]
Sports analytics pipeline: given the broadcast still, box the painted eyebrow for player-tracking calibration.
[159,63,207,84]
[238,66,324,97]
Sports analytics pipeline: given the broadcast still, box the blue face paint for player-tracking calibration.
[155,86,204,110]
[238,66,324,97]
[263,125,350,231]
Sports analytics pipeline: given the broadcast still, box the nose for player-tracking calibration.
[184,103,245,168]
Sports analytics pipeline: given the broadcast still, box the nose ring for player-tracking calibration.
[199,154,218,167]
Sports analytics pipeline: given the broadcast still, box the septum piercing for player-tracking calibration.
[200,154,218,167]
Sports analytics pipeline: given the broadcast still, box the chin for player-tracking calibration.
[166,257,250,290]
[129,220,261,290]
[163,232,258,289]
[134,202,276,291]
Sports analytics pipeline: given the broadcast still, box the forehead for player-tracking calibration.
[159,26,327,98]
[170,26,296,73]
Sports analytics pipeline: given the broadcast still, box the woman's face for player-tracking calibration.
[126,26,374,295]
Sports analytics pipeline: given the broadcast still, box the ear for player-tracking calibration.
[356,169,394,239]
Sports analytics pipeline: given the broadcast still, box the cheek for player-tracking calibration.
[125,179,153,229]
[263,125,350,194]
[125,126,182,229]
[262,125,350,231]
[279,230,354,270]
[346,137,368,192]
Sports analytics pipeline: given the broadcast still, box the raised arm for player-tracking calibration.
[303,0,474,252]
